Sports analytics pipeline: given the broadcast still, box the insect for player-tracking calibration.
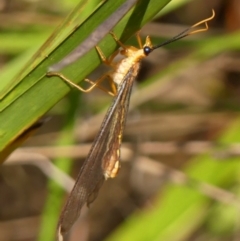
[47,10,215,238]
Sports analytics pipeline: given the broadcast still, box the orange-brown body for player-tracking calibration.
[100,36,153,178]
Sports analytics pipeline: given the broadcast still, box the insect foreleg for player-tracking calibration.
[109,31,128,50]
[135,31,143,49]
[95,46,119,68]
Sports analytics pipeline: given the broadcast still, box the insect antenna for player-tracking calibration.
[151,9,215,50]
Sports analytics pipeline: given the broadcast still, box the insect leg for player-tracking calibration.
[95,46,119,68]
[46,72,117,96]
[136,31,143,49]
[109,31,128,49]
[46,72,93,93]
[85,74,117,96]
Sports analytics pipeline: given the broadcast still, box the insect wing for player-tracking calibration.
[58,69,135,236]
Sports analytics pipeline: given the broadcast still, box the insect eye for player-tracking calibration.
[143,46,152,55]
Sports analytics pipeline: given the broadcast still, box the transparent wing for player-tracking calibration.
[58,68,135,236]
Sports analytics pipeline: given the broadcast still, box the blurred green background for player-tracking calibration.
[1,0,240,241]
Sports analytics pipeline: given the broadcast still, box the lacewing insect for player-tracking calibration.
[47,10,215,238]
